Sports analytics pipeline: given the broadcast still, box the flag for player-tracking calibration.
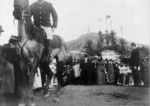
[88,25,90,33]
[106,15,111,19]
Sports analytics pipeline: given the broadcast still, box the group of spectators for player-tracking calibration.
[66,43,149,87]
[42,42,149,88]
[67,55,149,87]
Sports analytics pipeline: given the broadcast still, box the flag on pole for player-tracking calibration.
[120,25,123,35]
[88,25,90,33]
[106,15,111,19]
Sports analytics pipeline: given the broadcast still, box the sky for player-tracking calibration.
[0,0,149,45]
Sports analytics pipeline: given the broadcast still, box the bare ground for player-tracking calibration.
[0,85,150,106]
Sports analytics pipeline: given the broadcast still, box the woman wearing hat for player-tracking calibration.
[97,59,106,85]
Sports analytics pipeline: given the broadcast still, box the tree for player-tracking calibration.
[119,38,127,54]
[97,30,118,51]
[105,32,111,47]
[83,39,95,56]
[139,46,150,58]
[97,31,105,51]
[110,30,117,48]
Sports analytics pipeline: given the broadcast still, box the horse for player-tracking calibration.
[0,41,35,105]
[13,0,67,105]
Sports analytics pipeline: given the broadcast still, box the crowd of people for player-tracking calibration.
[65,53,149,87]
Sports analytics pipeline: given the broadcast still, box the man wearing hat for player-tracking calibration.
[130,42,141,86]
[0,25,4,36]
[80,54,93,85]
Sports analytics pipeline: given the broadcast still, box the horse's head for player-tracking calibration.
[13,0,29,20]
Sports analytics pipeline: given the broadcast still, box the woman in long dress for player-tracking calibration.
[107,59,115,84]
[97,60,106,85]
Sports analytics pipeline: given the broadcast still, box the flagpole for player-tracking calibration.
[98,18,101,31]
[105,15,111,33]
[88,25,90,33]
[106,17,108,32]
[110,18,112,31]
[120,25,123,37]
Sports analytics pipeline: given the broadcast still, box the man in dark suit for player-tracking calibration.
[130,42,141,86]
[80,55,92,85]
[113,62,120,85]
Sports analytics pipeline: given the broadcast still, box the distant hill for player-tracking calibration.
[66,32,148,52]
[66,32,99,51]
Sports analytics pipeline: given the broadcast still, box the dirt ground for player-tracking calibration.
[0,85,150,106]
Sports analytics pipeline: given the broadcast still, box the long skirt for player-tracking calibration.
[97,71,105,85]
[108,70,114,83]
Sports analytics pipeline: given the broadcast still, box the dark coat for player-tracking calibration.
[130,48,141,85]
[30,1,58,28]
[130,48,140,67]
[80,59,92,84]
[97,61,105,85]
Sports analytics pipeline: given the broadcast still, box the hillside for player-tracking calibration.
[66,32,149,59]
[66,32,148,51]
[66,32,99,51]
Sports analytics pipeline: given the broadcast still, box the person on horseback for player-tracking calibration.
[29,0,58,62]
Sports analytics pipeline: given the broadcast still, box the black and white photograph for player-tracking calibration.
[0,0,149,106]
